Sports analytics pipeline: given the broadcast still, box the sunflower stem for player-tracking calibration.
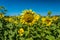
[28,26,30,38]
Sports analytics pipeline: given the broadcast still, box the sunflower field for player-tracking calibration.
[0,7,60,40]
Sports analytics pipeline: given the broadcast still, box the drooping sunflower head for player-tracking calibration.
[20,9,40,25]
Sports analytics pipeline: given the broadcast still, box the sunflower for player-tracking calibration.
[52,16,59,21]
[4,18,9,21]
[20,9,40,25]
[0,13,4,18]
[45,18,52,26]
[21,9,35,15]
[41,17,52,26]
[41,17,46,23]
[18,28,24,36]
[4,17,14,22]
[13,20,18,25]
[16,16,21,19]
[8,17,15,23]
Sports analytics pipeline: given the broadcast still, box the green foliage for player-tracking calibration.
[47,11,52,17]
[0,6,7,14]
[0,17,60,40]
[0,8,60,40]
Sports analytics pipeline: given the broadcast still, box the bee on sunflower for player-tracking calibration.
[20,9,40,25]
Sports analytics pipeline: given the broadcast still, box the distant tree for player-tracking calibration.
[47,11,52,17]
[0,6,7,14]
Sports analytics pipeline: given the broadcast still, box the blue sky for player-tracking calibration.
[0,0,60,16]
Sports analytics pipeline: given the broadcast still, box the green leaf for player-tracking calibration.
[9,35,12,40]
[4,31,8,36]
[26,38,33,40]
[56,37,60,40]
[46,35,55,40]
[36,27,41,31]
[57,29,60,34]
[20,37,25,40]
[25,31,29,37]
[44,30,51,34]
[50,25,56,30]
[58,35,60,38]
[6,23,13,29]
[0,22,2,28]
[41,33,45,37]
[36,34,41,38]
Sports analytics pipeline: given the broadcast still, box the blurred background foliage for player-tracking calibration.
[0,6,60,40]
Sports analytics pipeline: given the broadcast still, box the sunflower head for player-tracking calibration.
[13,20,18,25]
[4,18,9,21]
[0,13,4,18]
[52,16,59,21]
[45,18,52,26]
[41,17,52,26]
[8,17,14,22]
[20,9,40,25]
[41,17,46,22]
[18,28,24,36]
[21,9,35,15]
